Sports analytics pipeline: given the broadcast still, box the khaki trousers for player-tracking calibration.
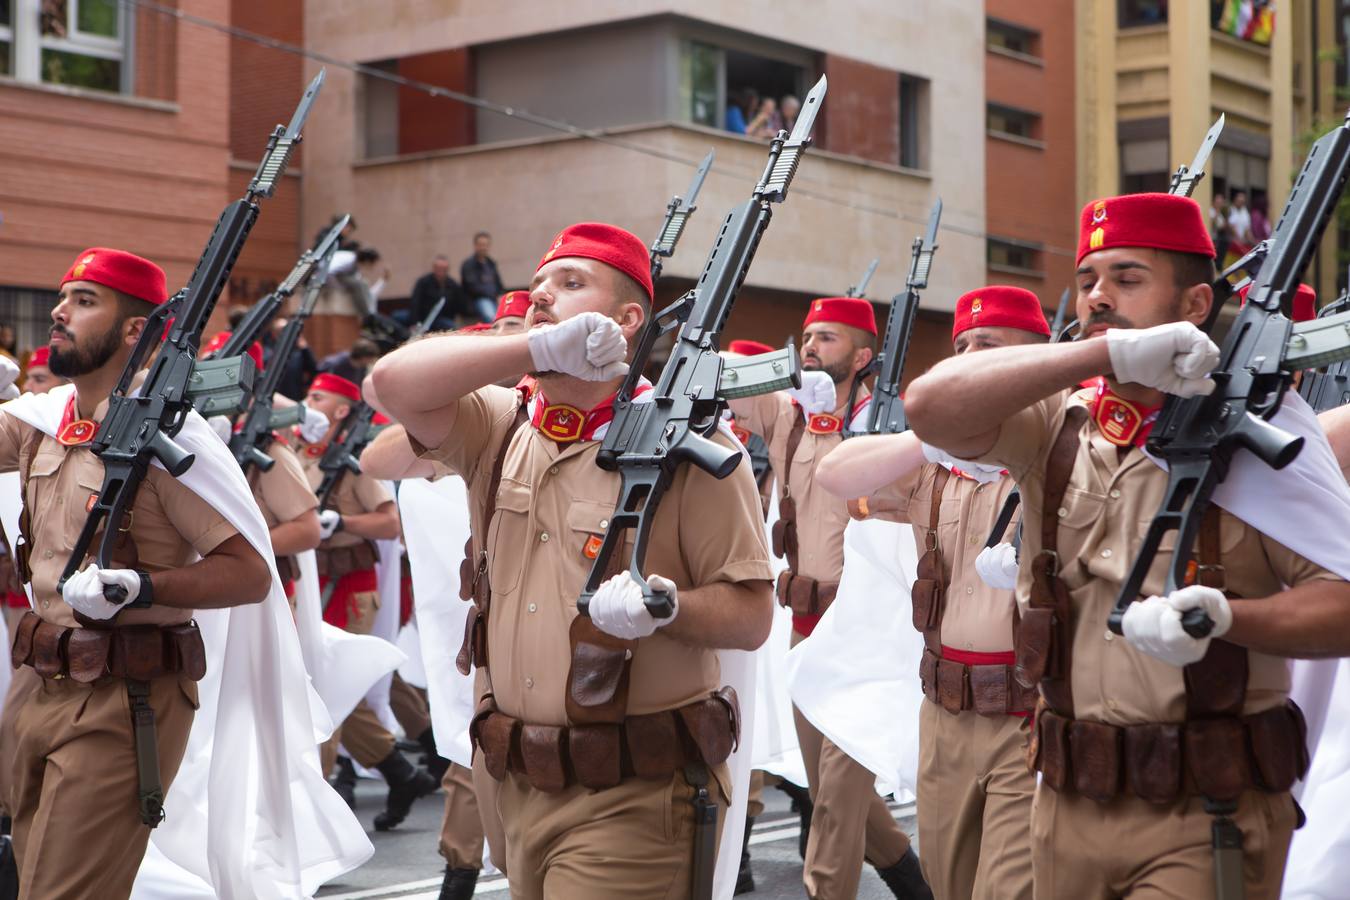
[1031,784,1297,900]
[439,762,485,869]
[496,768,725,900]
[0,666,41,816]
[8,669,196,900]
[916,699,1034,900]
[322,700,395,774]
[472,753,509,874]
[790,631,910,900]
[389,673,432,738]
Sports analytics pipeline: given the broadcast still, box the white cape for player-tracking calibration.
[0,385,372,899]
[785,516,923,795]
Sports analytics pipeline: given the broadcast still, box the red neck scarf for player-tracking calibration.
[530,383,651,444]
[1087,379,1161,448]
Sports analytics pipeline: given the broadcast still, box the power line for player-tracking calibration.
[120,0,1079,264]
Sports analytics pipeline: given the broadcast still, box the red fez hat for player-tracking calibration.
[495,290,531,322]
[310,373,361,404]
[459,322,493,333]
[61,248,168,305]
[537,223,654,301]
[28,346,50,368]
[1238,282,1317,322]
[803,297,878,336]
[1077,194,1214,264]
[728,339,775,356]
[201,330,264,372]
[953,286,1051,340]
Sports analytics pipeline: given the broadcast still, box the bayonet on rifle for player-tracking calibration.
[846,258,880,299]
[650,149,713,282]
[58,70,324,606]
[1111,111,1350,638]
[1169,114,1224,198]
[578,75,827,619]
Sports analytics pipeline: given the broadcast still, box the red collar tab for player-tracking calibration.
[56,394,97,447]
[1088,379,1161,448]
[304,442,325,458]
[806,413,844,435]
[531,383,651,444]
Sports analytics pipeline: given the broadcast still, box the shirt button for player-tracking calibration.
[969,536,978,545]
[600,519,609,529]
[528,602,537,613]
[1109,489,1121,499]
[41,600,48,609]
[550,467,559,476]
[1107,698,1119,710]
[966,586,974,594]
[975,485,984,493]
[43,550,52,559]
[1104,630,1114,642]
[525,678,534,689]
[1100,548,1112,558]
[1057,507,1068,517]
[539,533,549,543]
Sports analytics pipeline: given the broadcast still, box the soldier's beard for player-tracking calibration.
[48,325,122,378]
[803,357,852,385]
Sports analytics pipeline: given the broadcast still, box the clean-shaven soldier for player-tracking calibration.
[727,297,931,900]
[372,222,774,899]
[816,286,1051,900]
[3,249,271,898]
[904,193,1350,900]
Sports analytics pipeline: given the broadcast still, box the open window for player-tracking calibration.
[39,0,127,93]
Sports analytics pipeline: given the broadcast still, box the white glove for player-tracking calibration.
[527,311,629,380]
[61,563,138,620]
[0,355,19,398]
[786,370,837,415]
[318,509,344,539]
[1105,322,1219,397]
[588,572,680,640]
[207,416,232,443]
[1122,585,1230,667]
[975,543,1020,590]
[920,442,1004,483]
[299,403,330,444]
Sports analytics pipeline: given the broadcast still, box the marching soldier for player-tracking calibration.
[491,290,531,336]
[1,249,272,897]
[726,298,931,900]
[905,193,1350,899]
[19,346,65,396]
[817,286,1051,900]
[295,372,437,829]
[372,222,774,899]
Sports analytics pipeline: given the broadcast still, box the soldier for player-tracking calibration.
[904,193,1350,899]
[725,297,930,900]
[816,286,1052,900]
[372,221,774,899]
[0,248,272,897]
[20,346,65,396]
[491,290,530,336]
[295,371,437,829]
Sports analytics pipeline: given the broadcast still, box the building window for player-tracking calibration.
[680,40,720,129]
[5,0,134,93]
[0,287,58,353]
[1,0,12,75]
[987,103,1041,141]
[899,74,929,169]
[720,48,805,138]
[987,18,1041,59]
[359,59,399,159]
[988,238,1045,277]
[1119,0,1168,28]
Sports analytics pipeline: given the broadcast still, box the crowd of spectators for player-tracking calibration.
[725,88,801,139]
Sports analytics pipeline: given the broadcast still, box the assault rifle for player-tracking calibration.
[1298,287,1350,412]
[845,258,879,300]
[1050,287,1071,338]
[192,215,348,418]
[846,199,940,437]
[1110,111,1350,639]
[59,70,324,603]
[577,75,827,619]
[315,402,382,512]
[228,222,345,476]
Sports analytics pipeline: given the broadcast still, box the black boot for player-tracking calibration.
[734,816,755,895]
[372,750,438,831]
[875,847,933,900]
[417,726,451,783]
[437,865,479,900]
[776,780,813,860]
[330,756,357,809]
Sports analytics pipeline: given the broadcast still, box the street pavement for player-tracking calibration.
[316,771,917,899]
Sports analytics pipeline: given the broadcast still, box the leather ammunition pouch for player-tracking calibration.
[471,686,740,793]
[775,570,838,617]
[919,648,1038,716]
[11,611,206,684]
[314,541,378,579]
[1032,703,1308,804]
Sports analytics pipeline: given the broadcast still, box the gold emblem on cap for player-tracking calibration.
[815,300,823,311]
[72,253,95,279]
[1092,201,1108,224]
[970,297,982,318]
[1090,227,1106,250]
[542,236,565,263]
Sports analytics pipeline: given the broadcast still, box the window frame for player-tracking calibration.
[986,17,1042,61]
[8,0,135,94]
[0,0,12,77]
[986,101,1042,142]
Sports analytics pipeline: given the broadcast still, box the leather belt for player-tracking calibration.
[920,648,1037,716]
[775,571,838,617]
[10,610,206,684]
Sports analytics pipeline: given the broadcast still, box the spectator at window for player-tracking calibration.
[725,87,758,134]
[318,337,381,385]
[399,255,463,332]
[780,94,801,133]
[748,97,782,139]
[1227,189,1255,256]
[267,316,319,401]
[460,231,505,323]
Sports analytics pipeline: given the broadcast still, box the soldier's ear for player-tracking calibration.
[123,315,148,348]
[1181,281,1213,327]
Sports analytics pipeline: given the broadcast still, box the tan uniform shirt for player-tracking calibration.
[734,391,861,585]
[866,465,1019,653]
[416,385,774,726]
[297,442,393,550]
[0,410,237,629]
[983,390,1338,725]
[249,440,318,529]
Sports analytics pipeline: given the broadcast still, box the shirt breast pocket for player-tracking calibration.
[566,499,630,579]
[486,479,532,597]
[72,465,140,570]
